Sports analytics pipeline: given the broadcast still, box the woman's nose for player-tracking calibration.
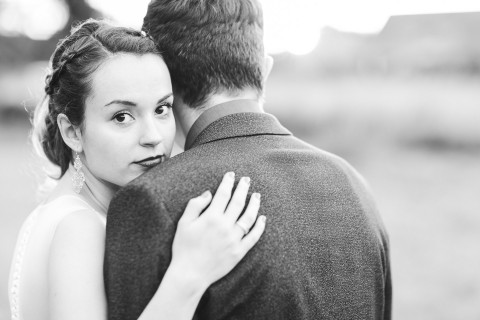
[139,118,163,147]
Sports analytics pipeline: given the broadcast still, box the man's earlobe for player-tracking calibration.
[263,55,274,83]
[57,113,83,153]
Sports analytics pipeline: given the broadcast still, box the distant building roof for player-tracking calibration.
[380,12,480,40]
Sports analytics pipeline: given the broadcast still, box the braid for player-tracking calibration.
[44,74,53,95]
[45,50,79,96]
[41,100,64,166]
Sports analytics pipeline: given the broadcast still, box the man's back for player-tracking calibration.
[105,111,391,320]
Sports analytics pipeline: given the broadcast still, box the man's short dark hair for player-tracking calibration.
[143,0,265,108]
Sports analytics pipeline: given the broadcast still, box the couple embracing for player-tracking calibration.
[9,0,391,319]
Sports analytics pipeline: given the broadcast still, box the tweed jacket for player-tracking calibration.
[104,101,392,320]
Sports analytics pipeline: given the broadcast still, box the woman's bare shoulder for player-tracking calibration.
[54,207,105,236]
[33,195,106,260]
[37,195,105,229]
[49,200,106,253]
[47,202,108,319]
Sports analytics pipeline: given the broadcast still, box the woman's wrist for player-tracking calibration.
[164,260,210,300]
[139,262,209,320]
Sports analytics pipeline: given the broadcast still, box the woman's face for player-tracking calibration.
[79,53,175,188]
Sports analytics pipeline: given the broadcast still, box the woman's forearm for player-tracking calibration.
[138,262,208,320]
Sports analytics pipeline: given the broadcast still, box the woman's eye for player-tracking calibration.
[113,112,134,124]
[155,103,171,116]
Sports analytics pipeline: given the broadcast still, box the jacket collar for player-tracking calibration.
[185,99,291,150]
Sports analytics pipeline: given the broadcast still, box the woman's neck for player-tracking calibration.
[79,164,116,215]
[51,165,117,216]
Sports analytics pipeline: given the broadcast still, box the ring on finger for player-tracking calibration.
[236,222,249,235]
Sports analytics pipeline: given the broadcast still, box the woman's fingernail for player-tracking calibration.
[226,172,235,179]
[253,193,261,200]
[260,215,266,223]
[202,190,211,198]
[243,177,251,185]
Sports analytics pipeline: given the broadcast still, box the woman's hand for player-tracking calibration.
[170,172,266,289]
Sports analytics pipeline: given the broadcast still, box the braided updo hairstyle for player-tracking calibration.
[32,18,160,178]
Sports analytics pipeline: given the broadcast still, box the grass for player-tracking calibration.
[1,74,479,319]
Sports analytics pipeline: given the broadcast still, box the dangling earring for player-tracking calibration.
[72,152,85,193]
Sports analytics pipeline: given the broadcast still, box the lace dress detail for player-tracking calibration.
[9,211,39,320]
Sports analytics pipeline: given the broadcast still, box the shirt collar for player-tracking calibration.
[185,99,262,150]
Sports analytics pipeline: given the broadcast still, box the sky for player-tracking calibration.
[1,0,480,55]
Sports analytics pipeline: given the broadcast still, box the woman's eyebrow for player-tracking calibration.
[104,100,137,107]
[105,93,173,107]
[157,93,173,104]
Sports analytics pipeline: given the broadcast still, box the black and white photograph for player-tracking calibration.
[0,0,479,319]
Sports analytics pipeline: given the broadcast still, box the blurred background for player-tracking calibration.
[1,0,480,319]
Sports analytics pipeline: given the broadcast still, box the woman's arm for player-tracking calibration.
[138,172,266,319]
[48,172,265,320]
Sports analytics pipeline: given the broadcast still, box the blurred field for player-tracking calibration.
[1,74,480,320]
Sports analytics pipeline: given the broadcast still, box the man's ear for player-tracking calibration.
[263,55,274,83]
[173,113,186,151]
[57,113,83,153]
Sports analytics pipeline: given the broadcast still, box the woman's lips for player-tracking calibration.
[134,155,164,168]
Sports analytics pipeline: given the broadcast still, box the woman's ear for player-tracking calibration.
[57,113,83,153]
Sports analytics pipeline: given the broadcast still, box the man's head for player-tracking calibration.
[143,0,267,110]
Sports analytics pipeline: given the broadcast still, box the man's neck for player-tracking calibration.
[175,89,262,137]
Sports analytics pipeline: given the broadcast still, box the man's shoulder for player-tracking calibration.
[135,147,217,186]
[118,147,224,209]
[122,134,368,205]
[288,135,363,176]
[138,135,361,186]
